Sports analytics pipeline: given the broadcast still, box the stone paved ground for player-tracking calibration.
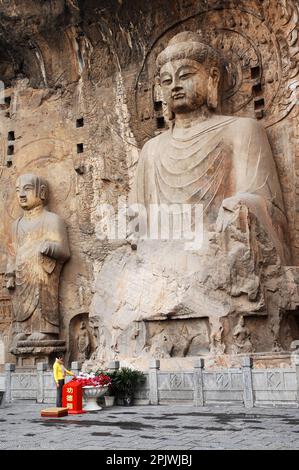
[0,401,299,450]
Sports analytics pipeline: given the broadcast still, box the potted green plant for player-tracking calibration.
[95,369,119,407]
[113,367,146,406]
[104,370,119,407]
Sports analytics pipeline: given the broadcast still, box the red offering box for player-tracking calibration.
[62,380,85,414]
[41,407,68,417]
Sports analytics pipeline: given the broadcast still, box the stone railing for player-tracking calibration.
[2,357,299,408]
[0,369,5,407]
[108,357,299,408]
[2,361,81,404]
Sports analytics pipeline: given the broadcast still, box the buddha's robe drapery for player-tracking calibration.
[130,115,289,263]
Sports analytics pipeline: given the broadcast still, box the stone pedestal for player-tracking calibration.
[13,340,66,367]
[71,361,81,376]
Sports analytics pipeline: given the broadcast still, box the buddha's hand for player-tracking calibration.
[5,273,15,290]
[39,240,56,258]
[216,192,265,232]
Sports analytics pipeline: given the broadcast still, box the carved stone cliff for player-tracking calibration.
[0,0,298,369]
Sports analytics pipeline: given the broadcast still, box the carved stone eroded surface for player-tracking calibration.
[0,0,298,369]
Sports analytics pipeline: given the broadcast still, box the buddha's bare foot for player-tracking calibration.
[27,332,47,341]
[13,333,27,342]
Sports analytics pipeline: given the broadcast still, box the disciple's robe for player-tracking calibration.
[6,209,70,336]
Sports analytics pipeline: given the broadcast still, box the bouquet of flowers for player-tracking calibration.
[69,371,112,388]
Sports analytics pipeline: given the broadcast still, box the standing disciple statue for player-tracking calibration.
[6,173,70,343]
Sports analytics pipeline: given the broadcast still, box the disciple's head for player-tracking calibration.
[16,173,48,211]
[156,31,223,116]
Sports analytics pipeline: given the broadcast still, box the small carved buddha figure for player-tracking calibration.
[6,173,70,342]
[131,31,289,263]
[232,316,253,354]
[77,321,91,362]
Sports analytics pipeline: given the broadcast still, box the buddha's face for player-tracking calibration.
[16,175,43,211]
[160,58,211,114]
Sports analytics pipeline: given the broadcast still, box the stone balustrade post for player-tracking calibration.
[149,360,160,405]
[107,361,120,372]
[71,361,81,377]
[294,355,299,404]
[242,357,254,408]
[107,361,120,404]
[37,362,47,403]
[4,363,15,404]
[193,359,205,407]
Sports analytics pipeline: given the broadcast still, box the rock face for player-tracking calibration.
[0,0,299,368]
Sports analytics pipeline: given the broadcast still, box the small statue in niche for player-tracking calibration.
[77,320,91,362]
[232,316,253,354]
[149,332,173,359]
[210,317,226,355]
[5,173,70,342]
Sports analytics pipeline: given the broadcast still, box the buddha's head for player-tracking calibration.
[16,173,48,211]
[156,31,223,117]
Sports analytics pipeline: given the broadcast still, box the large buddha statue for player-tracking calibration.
[6,173,70,346]
[130,31,289,262]
[90,32,292,365]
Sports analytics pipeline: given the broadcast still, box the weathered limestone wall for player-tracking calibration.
[0,0,298,367]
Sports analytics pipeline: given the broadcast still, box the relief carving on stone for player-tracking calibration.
[5,173,70,364]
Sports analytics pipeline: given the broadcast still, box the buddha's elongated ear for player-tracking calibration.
[39,184,48,202]
[207,67,220,110]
